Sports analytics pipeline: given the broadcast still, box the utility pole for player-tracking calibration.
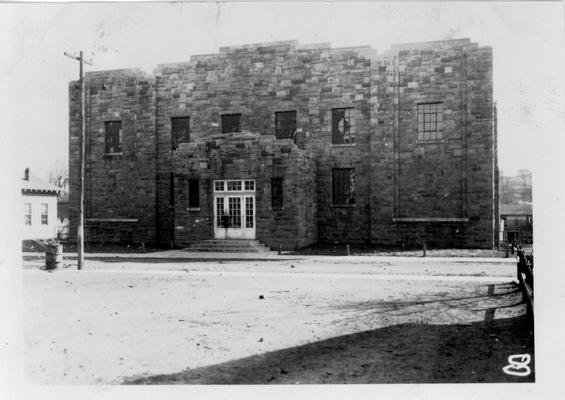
[65,51,92,270]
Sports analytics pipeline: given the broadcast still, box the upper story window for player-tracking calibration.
[332,168,355,206]
[105,121,122,153]
[275,111,297,140]
[171,117,190,150]
[332,108,355,145]
[24,203,31,226]
[417,102,443,141]
[41,203,48,225]
[221,113,241,133]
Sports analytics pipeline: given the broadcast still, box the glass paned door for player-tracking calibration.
[213,180,256,239]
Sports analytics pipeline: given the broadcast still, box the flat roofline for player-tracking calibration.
[77,37,480,79]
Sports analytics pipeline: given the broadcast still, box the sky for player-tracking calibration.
[0,1,564,181]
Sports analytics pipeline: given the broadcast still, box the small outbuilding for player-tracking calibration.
[500,203,533,245]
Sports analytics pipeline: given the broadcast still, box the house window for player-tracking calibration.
[105,121,122,153]
[332,168,355,206]
[41,203,48,225]
[417,103,443,141]
[271,178,283,209]
[171,117,190,150]
[332,108,355,145]
[24,203,31,226]
[275,111,297,140]
[188,179,199,208]
[221,113,241,133]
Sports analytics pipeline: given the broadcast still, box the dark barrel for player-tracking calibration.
[45,244,63,270]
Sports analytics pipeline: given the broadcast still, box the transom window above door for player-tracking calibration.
[214,179,255,192]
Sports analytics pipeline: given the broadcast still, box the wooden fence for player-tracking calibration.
[517,250,534,319]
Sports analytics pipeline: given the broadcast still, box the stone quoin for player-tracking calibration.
[68,38,498,250]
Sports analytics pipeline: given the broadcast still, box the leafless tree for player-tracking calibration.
[48,167,69,195]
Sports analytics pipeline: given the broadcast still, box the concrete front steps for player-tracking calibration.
[183,239,273,253]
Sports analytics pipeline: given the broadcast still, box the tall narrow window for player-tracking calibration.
[271,178,283,209]
[105,121,122,153]
[332,168,355,205]
[275,111,297,140]
[332,108,355,145]
[417,103,443,141]
[40,203,48,225]
[221,113,241,133]
[24,203,31,226]
[171,117,190,150]
[188,179,199,208]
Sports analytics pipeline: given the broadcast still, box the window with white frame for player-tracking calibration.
[40,203,48,225]
[214,180,255,192]
[24,203,31,226]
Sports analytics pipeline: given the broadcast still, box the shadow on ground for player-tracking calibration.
[125,313,534,384]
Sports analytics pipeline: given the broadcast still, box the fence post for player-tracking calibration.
[422,243,427,257]
[346,244,350,256]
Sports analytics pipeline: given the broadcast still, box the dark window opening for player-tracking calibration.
[221,113,241,133]
[275,111,297,140]
[417,102,443,141]
[188,179,199,208]
[105,121,122,153]
[271,178,283,209]
[332,168,355,205]
[332,108,354,145]
[171,117,190,150]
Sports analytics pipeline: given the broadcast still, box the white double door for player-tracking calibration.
[214,194,256,239]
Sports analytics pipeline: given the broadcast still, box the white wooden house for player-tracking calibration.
[21,168,61,240]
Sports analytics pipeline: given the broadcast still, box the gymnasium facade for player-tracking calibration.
[68,38,499,249]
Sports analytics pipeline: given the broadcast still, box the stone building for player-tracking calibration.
[68,38,498,250]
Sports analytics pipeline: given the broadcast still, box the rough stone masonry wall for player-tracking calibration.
[68,69,157,244]
[155,41,373,246]
[69,38,495,248]
[370,39,494,248]
[172,133,317,250]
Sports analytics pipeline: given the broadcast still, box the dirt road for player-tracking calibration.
[22,254,533,384]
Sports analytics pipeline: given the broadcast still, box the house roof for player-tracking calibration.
[500,203,532,216]
[21,176,61,194]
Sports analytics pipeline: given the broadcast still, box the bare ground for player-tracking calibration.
[22,254,533,385]
[127,313,533,384]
